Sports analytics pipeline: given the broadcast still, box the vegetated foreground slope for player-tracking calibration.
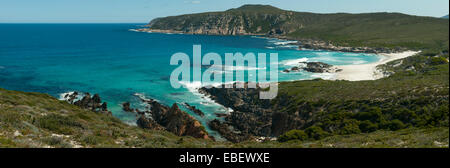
[0,88,222,148]
[148,4,449,49]
[1,86,448,148]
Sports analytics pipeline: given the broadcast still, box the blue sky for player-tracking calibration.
[1,0,448,23]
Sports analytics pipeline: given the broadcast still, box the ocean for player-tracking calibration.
[0,24,382,137]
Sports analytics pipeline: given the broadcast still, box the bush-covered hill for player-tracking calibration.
[148,4,449,49]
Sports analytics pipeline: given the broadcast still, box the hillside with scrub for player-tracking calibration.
[147,4,449,50]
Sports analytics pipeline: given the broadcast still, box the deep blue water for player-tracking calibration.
[0,24,381,137]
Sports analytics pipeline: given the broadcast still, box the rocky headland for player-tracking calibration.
[198,83,311,142]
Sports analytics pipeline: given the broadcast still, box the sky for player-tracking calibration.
[0,0,448,23]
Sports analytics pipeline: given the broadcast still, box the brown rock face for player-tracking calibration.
[158,103,210,139]
[135,96,210,140]
[136,115,165,131]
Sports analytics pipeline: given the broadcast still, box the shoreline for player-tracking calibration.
[332,51,420,81]
[133,28,408,54]
[132,28,420,82]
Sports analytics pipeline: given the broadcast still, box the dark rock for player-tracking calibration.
[122,102,134,112]
[208,119,252,143]
[65,92,112,115]
[301,62,333,73]
[215,113,229,118]
[184,103,205,117]
[199,83,317,138]
[101,102,108,111]
[65,92,78,104]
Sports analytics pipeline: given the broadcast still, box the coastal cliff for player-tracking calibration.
[146,5,295,36]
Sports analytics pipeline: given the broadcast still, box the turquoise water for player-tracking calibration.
[0,24,381,137]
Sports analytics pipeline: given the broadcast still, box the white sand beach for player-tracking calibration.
[333,51,420,81]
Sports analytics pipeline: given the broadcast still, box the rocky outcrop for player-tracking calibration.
[302,62,333,73]
[64,92,111,115]
[135,96,211,140]
[199,83,322,138]
[199,83,278,139]
[283,62,342,73]
[63,91,79,104]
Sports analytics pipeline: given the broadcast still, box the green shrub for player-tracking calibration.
[278,130,308,142]
[354,107,383,123]
[430,57,448,65]
[81,135,102,145]
[359,120,379,133]
[338,119,361,135]
[383,120,406,131]
[35,114,83,135]
[393,108,418,124]
[305,126,328,140]
[42,136,72,148]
